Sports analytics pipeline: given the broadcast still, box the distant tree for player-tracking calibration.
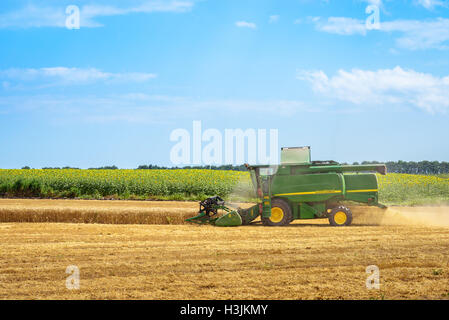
[88,165,118,170]
[21,166,31,169]
[361,161,381,165]
[135,164,247,171]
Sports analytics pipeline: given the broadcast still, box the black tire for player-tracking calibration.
[328,205,353,227]
[261,198,292,226]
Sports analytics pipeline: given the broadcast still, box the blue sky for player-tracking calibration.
[1,0,449,168]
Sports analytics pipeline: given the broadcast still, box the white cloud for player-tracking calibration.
[82,1,193,17]
[298,66,449,113]
[0,5,67,28]
[0,93,309,124]
[0,67,157,85]
[416,0,448,9]
[361,0,383,7]
[269,15,280,23]
[315,17,367,35]
[382,18,449,50]
[235,21,257,29]
[313,16,449,50]
[0,1,194,28]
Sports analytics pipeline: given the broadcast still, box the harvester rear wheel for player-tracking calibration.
[328,205,353,227]
[261,199,292,226]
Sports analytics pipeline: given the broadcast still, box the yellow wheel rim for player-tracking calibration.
[334,211,347,225]
[270,207,284,223]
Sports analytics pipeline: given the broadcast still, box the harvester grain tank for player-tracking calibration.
[186,147,387,227]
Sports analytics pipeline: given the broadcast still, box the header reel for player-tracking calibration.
[186,196,260,227]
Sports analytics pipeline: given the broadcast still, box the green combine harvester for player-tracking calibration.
[186,147,387,227]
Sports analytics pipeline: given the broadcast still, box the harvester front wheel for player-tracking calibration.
[261,199,292,226]
[328,205,353,227]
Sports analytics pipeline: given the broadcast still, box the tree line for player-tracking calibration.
[137,161,449,174]
[361,161,449,175]
[20,161,449,175]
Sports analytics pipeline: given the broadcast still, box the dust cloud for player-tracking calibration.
[352,206,449,227]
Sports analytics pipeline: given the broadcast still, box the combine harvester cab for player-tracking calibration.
[187,147,387,227]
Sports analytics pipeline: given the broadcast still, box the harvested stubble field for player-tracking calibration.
[0,199,449,300]
[0,199,199,225]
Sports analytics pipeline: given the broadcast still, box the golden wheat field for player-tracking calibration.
[0,199,449,300]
